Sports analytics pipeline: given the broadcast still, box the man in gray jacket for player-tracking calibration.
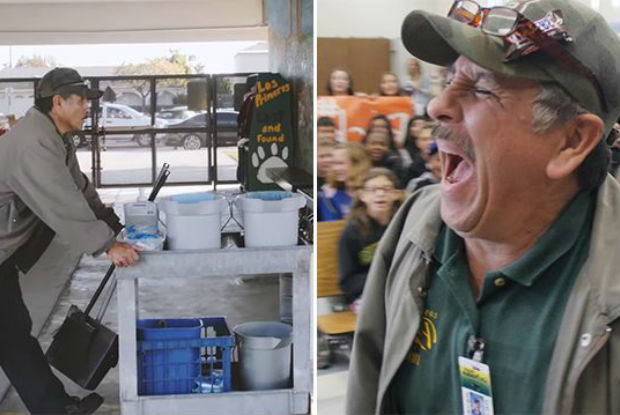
[346,0,620,414]
[0,67,139,414]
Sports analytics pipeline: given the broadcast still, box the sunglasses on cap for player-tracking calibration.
[448,0,606,112]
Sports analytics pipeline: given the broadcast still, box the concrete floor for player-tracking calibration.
[0,186,283,414]
[317,356,348,415]
[315,298,350,414]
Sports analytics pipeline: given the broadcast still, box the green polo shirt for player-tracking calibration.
[387,190,595,415]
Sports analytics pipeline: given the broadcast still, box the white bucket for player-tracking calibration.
[236,192,306,247]
[233,321,292,391]
[159,193,228,250]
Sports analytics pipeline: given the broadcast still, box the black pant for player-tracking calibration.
[0,259,72,414]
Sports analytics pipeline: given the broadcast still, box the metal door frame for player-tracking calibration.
[0,72,258,189]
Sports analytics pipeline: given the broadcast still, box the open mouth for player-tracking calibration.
[441,148,474,186]
[445,153,463,184]
[370,149,384,159]
[372,200,390,211]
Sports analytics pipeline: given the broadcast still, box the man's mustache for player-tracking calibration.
[432,125,476,162]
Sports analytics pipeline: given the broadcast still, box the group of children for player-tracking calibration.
[325,59,435,116]
[317,112,441,311]
[317,62,446,312]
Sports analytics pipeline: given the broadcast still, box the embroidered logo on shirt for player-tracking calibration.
[358,242,379,266]
[406,309,438,366]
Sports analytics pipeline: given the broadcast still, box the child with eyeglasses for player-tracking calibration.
[338,168,404,312]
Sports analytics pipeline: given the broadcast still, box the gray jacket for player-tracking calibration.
[346,176,620,415]
[0,107,117,265]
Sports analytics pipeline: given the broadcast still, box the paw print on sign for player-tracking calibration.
[251,142,289,183]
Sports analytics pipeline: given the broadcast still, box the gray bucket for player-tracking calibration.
[233,321,292,391]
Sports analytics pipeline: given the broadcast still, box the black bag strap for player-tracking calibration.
[83,163,170,318]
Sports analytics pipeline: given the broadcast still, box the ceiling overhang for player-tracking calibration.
[0,0,268,45]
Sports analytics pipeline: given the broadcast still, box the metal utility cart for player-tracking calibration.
[115,245,313,415]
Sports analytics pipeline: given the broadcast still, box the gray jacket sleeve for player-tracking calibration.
[66,149,123,234]
[9,134,115,256]
[345,194,420,415]
[345,244,390,415]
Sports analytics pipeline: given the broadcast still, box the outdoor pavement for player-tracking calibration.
[76,144,239,186]
[0,186,282,414]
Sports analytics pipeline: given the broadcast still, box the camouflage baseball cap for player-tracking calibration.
[36,67,103,100]
[401,0,620,143]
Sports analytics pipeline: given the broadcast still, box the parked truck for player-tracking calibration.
[75,103,168,148]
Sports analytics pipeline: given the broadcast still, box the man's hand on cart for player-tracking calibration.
[106,241,140,267]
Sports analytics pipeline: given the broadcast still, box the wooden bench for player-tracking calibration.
[317,220,357,335]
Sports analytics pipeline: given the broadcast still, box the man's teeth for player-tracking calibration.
[444,152,464,184]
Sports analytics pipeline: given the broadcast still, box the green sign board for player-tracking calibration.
[245,73,294,191]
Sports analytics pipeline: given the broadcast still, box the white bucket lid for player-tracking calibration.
[160,192,228,215]
[237,191,306,213]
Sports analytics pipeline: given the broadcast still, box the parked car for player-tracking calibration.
[156,106,197,125]
[77,103,168,147]
[164,110,238,150]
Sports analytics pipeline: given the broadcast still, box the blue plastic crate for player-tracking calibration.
[137,317,235,395]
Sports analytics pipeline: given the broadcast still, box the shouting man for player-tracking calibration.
[346,0,620,414]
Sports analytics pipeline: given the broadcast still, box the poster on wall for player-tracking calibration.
[317,96,414,143]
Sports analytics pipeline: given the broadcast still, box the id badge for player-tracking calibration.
[458,356,494,415]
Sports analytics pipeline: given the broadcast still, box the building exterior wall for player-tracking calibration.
[234,51,270,72]
[266,0,313,174]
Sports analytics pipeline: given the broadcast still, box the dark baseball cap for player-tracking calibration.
[401,0,620,144]
[35,67,103,100]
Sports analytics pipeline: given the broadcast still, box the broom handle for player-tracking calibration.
[149,163,170,201]
[84,163,170,317]
[149,170,170,202]
[84,264,115,316]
